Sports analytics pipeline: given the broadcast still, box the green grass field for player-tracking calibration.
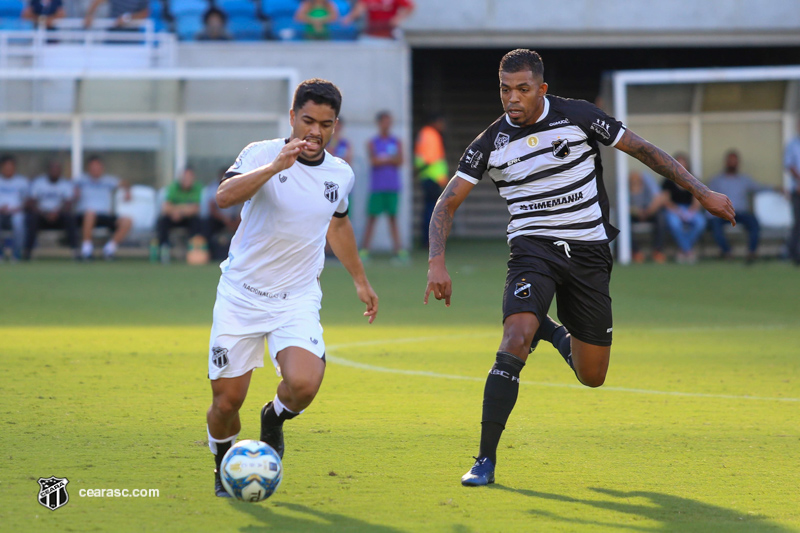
[1,240,799,532]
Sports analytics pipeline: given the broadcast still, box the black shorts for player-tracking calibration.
[77,213,118,228]
[503,236,614,346]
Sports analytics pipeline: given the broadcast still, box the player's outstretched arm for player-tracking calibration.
[217,139,310,208]
[425,176,475,307]
[327,215,379,323]
[615,129,736,226]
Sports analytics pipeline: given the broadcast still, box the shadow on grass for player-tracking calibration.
[492,485,791,532]
[229,500,403,533]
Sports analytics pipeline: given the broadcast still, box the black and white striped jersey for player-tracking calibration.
[456,95,625,244]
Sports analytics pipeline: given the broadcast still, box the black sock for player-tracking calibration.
[551,326,574,369]
[263,401,299,427]
[214,440,233,472]
[479,351,525,465]
[536,315,561,343]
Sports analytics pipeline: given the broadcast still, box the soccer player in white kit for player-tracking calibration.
[205,79,379,497]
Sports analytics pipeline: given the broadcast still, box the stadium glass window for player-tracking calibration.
[627,83,695,115]
[701,81,786,112]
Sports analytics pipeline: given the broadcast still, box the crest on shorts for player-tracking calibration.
[552,138,571,159]
[324,181,339,203]
[494,132,510,150]
[514,282,531,299]
[38,476,69,511]
[211,346,229,368]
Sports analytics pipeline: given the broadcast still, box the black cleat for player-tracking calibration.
[214,468,231,497]
[260,401,285,459]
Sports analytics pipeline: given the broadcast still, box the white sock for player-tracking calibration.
[273,395,301,417]
[207,426,238,455]
[81,241,93,256]
[103,241,117,256]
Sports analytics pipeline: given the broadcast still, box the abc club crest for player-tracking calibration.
[514,282,531,299]
[552,138,571,159]
[324,181,339,203]
[38,476,69,511]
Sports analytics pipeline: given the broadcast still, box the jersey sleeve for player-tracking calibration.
[455,131,492,184]
[333,169,355,218]
[572,100,626,147]
[226,142,264,178]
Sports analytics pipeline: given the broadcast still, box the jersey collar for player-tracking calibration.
[504,96,550,128]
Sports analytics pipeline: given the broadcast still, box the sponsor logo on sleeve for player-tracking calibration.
[494,132,510,150]
[464,148,484,169]
[590,119,611,140]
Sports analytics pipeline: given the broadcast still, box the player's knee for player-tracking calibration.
[286,377,320,406]
[499,329,531,357]
[212,392,245,418]
[576,367,607,388]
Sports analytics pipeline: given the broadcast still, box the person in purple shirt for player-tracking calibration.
[359,111,406,262]
[707,150,771,263]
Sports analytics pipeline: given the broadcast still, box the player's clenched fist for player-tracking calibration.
[272,138,311,172]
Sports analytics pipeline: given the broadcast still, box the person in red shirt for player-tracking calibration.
[342,0,414,39]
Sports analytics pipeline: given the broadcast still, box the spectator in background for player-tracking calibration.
[414,112,447,249]
[342,0,414,39]
[784,118,800,265]
[708,150,771,263]
[628,170,666,263]
[83,0,148,28]
[360,110,405,262]
[24,160,77,260]
[328,116,353,164]
[295,0,339,40]
[203,167,241,261]
[662,153,706,264]
[158,167,203,262]
[0,155,29,261]
[76,155,132,260]
[196,7,233,41]
[22,0,65,29]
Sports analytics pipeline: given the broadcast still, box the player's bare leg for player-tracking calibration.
[463,313,537,486]
[388,215,402,255]
[360,216,377,254]
[261,347,325,458]
[207,371,253,497]
[103,216,133,259]
[570,339,610,388]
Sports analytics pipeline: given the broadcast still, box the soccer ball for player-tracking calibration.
[219,440,283,502]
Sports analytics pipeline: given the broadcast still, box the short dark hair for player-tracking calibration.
[203,6,226,24]
[0,154,15,166]
[499,49,544,80]
[376,110,391,122]
[86,154,103,165]
[292,78,342,117]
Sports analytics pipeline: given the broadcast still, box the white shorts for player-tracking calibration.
[208,284,325,380]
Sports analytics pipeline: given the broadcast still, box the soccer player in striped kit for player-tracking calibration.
[423,49,736,486]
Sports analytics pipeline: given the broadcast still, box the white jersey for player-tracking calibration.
[31,176,76,212]
[76,174,120,214]
[218,138,354,307]
[0,175,29,210]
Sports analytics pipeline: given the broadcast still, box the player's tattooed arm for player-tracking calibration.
[425,177,475,306]
[615,129,736,225]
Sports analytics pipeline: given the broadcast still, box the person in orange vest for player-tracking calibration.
[415,113,448,248]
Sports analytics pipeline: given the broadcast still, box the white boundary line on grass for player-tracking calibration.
[326,332,800,403]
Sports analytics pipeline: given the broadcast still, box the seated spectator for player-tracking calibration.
[662,153,706,264]
[0,155,29,262]
[22,0,66,29]
[707,150,772,263]
[75,155,132,260]
[83,0,149,28]
[342,0,414,39]
[628,170,666,263]
[203,168,241,261]
[158,167,203,261]
[295,0,339,40]
[24,160,77,260]
[196,7,232,41]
